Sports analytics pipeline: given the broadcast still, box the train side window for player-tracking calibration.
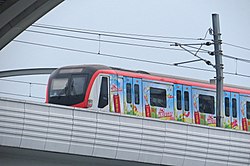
[134,84,140,104]
[150,87,166,108]
[184,91,189,111]
[232,98,237,118]
[98,77,108,108]
[246,101,250,119]
[225,97,230,117]
[177,90,182,110]
[126,83,132,103]
[199,94,215,114]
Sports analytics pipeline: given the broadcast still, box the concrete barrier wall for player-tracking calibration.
[0,98,249,166]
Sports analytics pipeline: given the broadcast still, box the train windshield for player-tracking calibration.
[49,74,88,106]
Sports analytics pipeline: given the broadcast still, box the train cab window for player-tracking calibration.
[177,90,182,110]
[246,101,250,119]
[225,97,230,117]
[232,98,237,118]
[98,77,108,108]
[126,83,132,104]
[134,84,140,104]
[70,75,87,96]
[184,91,189,111]
[150,87,166,108]
[50,78,69,97]
[199,94,215,114]
[49,74,88,106]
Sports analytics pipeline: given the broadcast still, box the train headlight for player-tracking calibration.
[87,99,93,108]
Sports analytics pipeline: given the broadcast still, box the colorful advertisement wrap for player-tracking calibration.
[113,94,121,113]
[123,77,133,115]
[192,88,216,127]
[174,85,192,123]
[194,111,200,124]
[223,92,232,129]
[143,81,174,120]
[231,93,240,130]
[110,74,123,113]
[174,84,183,122]
[117,77,124,114]
[183,86,192,123]
[242,118,248,131]
[145,104,151,117]
[133,78,143,116]
[122,77,143,116]
[240,95,250,131]
[248,120,250,132]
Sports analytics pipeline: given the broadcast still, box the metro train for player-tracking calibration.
[46,64,250,131]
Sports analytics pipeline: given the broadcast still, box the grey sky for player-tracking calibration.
[1,0,250,101]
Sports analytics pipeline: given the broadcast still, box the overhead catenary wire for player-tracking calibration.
[222,54,250,63]
[33,23,250,53]
[25,29,195,52]
[183,44,250,64]
[223,42,250,51]
[13,39,250,79]
[13,39,215,72]
[31,24,175,44]
[33,23,213,41]
[29,25,250,63]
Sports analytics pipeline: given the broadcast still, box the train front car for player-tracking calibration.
[46,65,109,108]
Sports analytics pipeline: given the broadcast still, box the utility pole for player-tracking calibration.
[212,14,223,127]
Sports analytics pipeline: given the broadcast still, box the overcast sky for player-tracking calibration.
[1,0,250,101]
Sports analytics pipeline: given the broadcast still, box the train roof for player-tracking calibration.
[56,64,250,95]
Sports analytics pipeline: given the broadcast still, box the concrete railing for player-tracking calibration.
[0,97,249,166]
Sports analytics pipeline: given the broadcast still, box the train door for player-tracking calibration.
[174,84,183,121]
[239,95,250,131]
[124,77,133,115]
[142,81,174,120]
[183,85,192,123]
[231,92,240,130]
[192,88,216,126]
[133,78,143,116]
[223,91,231,128]
[123,77,142,116]
[174,84,192,123]
[97,75,110,112]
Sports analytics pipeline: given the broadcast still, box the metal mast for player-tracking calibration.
[212,13,223,127]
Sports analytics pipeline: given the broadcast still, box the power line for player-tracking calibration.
[33,23,212,41]
[25,29,195,52]
[31,24,175,44]
[223,42,250,51]
[13,39,215,72]
[26,29,250,64]
[13,39,250,79]
[32,23,250,63]
[222,54,250,63]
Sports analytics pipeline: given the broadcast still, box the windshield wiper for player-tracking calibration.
[57,85,69,98]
